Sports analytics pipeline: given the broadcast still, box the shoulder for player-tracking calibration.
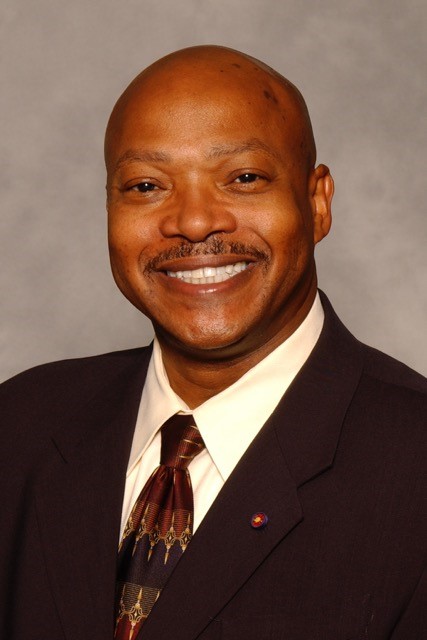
[343,342,427,468]
[0,346,152,446]
[318,291,426,445]
[355,342,427,425]
[319,290,427,400]
[360,342,427,396]
[1,346,152,399]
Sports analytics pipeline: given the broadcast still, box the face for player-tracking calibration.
[106,67,333,362]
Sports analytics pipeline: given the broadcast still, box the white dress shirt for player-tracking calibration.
[120,293,324,537]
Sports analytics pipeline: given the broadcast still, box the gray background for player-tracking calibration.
[1,0,426,382]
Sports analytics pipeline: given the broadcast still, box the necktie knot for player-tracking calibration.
[160,414,205,470]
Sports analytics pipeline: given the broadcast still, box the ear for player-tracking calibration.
[309,164,334,244]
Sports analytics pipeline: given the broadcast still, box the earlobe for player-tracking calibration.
[310,164,334,244]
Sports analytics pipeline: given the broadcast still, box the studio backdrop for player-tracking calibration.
[1,0,426,381]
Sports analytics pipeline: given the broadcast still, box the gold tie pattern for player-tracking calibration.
[114,414,205,639]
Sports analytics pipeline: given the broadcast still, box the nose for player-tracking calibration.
[158,184,237,242]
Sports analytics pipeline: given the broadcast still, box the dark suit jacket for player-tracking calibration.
[1,294,426,640]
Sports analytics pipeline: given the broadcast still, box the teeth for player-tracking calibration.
[166,262,249,284]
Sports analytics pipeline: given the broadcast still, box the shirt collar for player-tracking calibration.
[127,293,324,477]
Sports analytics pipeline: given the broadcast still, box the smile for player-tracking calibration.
[166,261,249,284]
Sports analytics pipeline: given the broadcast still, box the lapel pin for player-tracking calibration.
[250,512,268,529]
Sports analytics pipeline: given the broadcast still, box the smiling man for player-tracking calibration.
[1,46,426,640]
[104,46,333,407]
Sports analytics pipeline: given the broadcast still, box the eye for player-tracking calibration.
[130,181,158,193]
[234,173,261,184]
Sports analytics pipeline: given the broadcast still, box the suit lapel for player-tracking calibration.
[273,291,365,488]
[140,294,365,639]
[34,348,151,640]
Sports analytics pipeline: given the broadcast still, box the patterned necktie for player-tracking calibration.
[115,414,205,640]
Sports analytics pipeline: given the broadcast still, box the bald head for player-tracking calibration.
[105,44,334,371]
[104,45,316,174]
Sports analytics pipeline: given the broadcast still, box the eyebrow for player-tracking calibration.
[114,137,280,171]
[207,138,280,161]
[114,149,172,170]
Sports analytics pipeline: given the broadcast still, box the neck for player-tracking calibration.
[157,292,317,408]
[158,350,259,409]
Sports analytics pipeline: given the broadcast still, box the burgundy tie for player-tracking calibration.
[115,414,205,639]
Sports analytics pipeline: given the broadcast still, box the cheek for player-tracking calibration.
[267,223,314,295]
[246,192,307,242]
[266,218,311,268]
[108,210,155,269]
[108,223,143,295]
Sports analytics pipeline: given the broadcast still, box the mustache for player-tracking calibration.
[145,237,269,272]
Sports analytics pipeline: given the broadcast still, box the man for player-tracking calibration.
[1,45,425,639]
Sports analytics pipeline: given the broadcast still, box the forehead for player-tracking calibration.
[105,58,307,171]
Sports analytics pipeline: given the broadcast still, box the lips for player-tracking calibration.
[166,261,248,284]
